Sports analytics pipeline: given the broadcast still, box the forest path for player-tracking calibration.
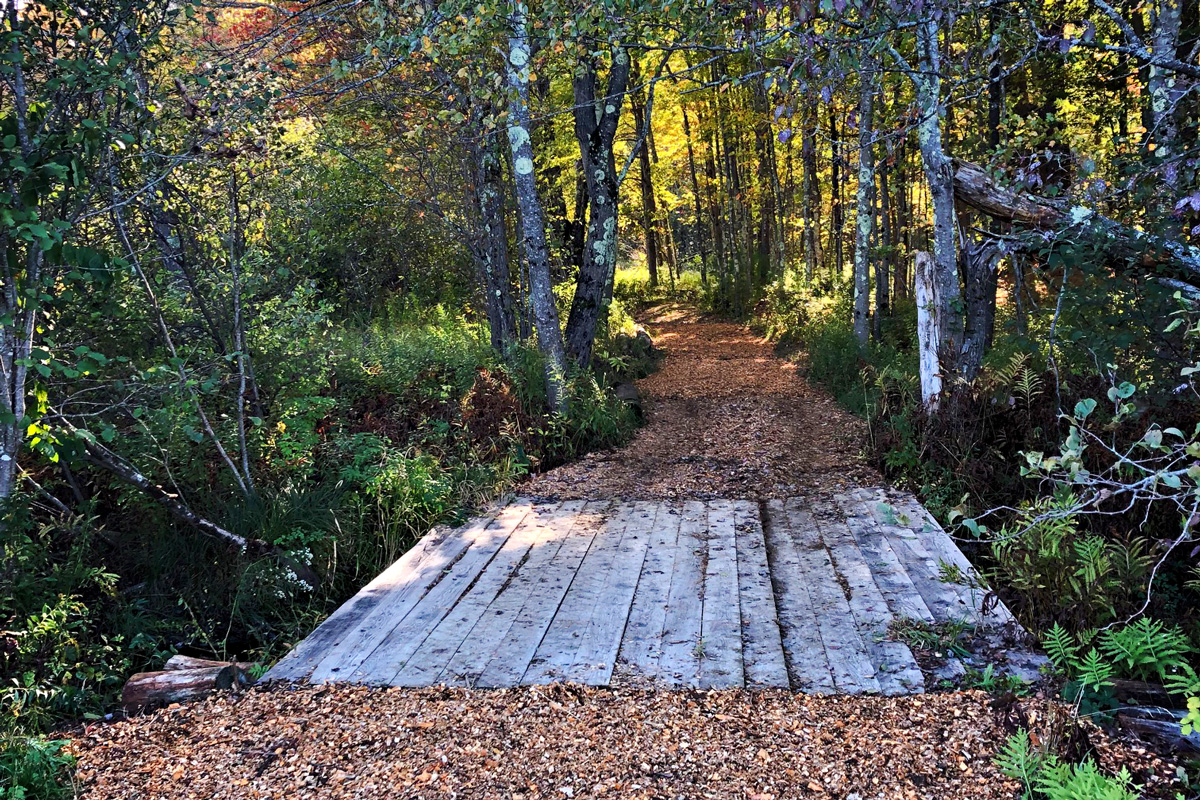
[77,307,1155,800]
[526,303,878,499]
[264,304,1035,694]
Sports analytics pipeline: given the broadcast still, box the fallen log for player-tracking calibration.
[951,159,1200,283]
[122,665,249,710]
[163,654,256,673]
[1116,707,1200,755]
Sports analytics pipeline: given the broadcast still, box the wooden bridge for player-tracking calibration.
[265,488,1019,694]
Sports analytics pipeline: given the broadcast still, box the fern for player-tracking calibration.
[1098,617,1192,682]
[1044,624,1079,673]
[1075,647,1115,693]
[996,730,1140,800]
[1035,761,1138,800]
[994,730,1047,800]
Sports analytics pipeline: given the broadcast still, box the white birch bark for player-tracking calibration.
[913,17,964,377]
[505,1,569,412]
[853,57,877,347]
[915,251,943,411]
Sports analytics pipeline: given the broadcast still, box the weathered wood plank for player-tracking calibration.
[840,490,969,625]
[700,499,744,689]
[568,501,657,685]
[522,503,638,684]
[835,493,935,626]
[809,497,924,696]
[312,501,533,684]
[436,500,591,687]
[732,501,792,689]
[473,502,610,688]
[761,499,835,694]
[301,500,522,684]
[614,503,683,685]
[656,500,708,688]
[265,498,513,683]
[868,490,1016,625]
[390,501,571,687]
[784,499,881,695]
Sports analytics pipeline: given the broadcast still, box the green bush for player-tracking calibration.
[0,735,75,800]
[613,266,708,310]
[995,730,1138,800]
[990,495,1152,631]
[1,510,160,735]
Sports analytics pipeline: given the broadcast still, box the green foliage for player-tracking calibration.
[1098,617,1192,683]
[1044,619,1193,713]
[995,730,1050,800]
[889,617,975,659]
[995,730,1139,800]
[0,510,160,735]
[0,736,75,800]
[612,267,709,310]
[963,663,1032,694]
[990,497,1152,631]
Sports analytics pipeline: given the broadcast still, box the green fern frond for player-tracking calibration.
[1044,624,1079,673]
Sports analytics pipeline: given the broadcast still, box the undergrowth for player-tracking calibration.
[1,309,640,795]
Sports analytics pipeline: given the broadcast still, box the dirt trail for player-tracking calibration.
[69,306,1184,799]
[527,304,879,499]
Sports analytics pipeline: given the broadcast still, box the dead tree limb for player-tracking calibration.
[951,159,1200,283]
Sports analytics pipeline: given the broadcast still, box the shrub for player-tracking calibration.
[990,496,1152,632]
[995,729,1138,800]
[0,735,75,800]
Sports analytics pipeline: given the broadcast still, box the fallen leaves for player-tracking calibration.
[526,305,878,501]
[70,685,1182,799]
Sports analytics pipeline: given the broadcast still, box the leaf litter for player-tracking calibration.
[72,685,1181,799]
[526,305,877,500]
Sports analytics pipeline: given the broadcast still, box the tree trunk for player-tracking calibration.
[951,158,1200,279]
[564,47,630,368]
[914,251,944,410]
[1150,0,1184,198]
[914,16,964,375]
[473,136,518,351]
[829,106,845,281]
[802,101,821,282]
[122,665,249,710]
[629,65,659,288]
[960,231,1003,380]
[853,59,877,347]
[878,141,896,316]
[752,84,776,288]
[680,97,710,284]
[505,2,568,412]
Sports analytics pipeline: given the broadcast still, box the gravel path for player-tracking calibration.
[525,305,878,499]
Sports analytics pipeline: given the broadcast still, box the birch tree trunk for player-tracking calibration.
[914,251,943,411]
[913,16,963,380]
[505,2,568,412]
[853,58,877,347]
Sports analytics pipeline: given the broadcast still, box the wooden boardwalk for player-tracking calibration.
[266,489,1017,694]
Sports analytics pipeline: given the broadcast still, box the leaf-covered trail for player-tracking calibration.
[526,304,878,499]
[69,306,1185,798]
[72,685,1181,799]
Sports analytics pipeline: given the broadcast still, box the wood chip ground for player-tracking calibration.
[69,305,1183,797]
